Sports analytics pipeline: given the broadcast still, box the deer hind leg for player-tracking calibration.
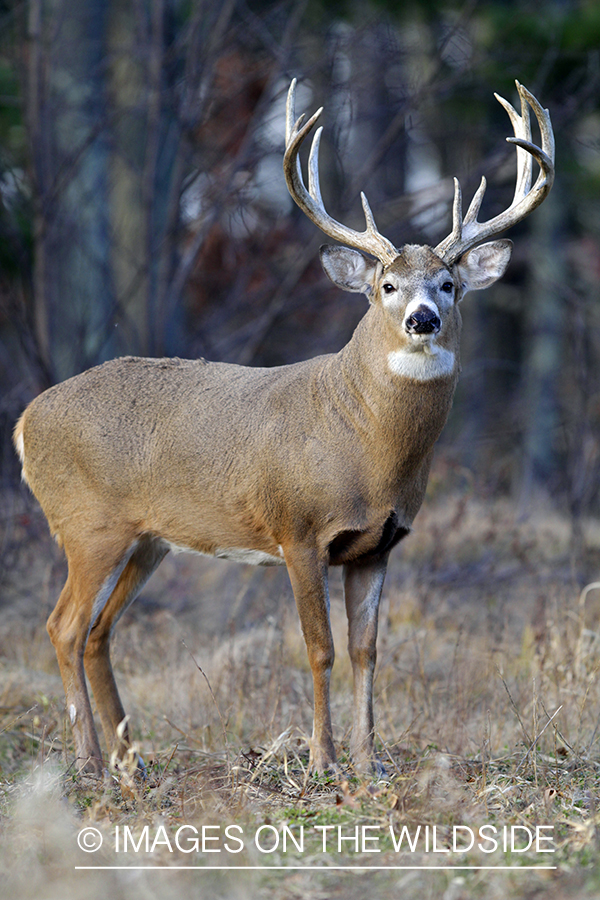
[285,547,337,773]
[46,538,140,775]
[343,555,388,773]
[83,536,167,765]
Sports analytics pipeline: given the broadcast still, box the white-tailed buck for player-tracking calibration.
[14,80,554,776]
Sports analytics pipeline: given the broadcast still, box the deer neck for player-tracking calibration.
[328,304,461,453]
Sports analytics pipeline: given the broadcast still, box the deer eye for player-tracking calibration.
[441,281,454,293]
[382,283,396,294]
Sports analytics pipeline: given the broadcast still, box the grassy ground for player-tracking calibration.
[1,464,600,899]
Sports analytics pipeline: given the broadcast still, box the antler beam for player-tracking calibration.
[434,81,555,265]
[283,79,399,267]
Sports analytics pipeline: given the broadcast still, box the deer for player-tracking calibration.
[13,80,554,777]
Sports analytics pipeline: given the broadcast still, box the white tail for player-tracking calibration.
[14,81,553,776]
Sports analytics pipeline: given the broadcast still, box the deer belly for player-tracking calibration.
[162,539,286,567]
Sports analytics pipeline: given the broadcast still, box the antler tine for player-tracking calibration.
[463,176,487,226]
[435,81,555,265]
[514,81,534,198]
[308,124,325,206]
[508,81,555,196]
[494,88,530,205]
[447,177,463,243]
[285,77,307,146]
[284,80,398,267]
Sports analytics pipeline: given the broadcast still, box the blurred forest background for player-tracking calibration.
[2,8,600,893]
[0,0,599,550]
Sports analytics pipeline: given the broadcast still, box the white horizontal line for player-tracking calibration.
[75,865,557,871]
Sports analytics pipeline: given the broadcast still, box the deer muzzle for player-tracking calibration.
[405,306,441,336]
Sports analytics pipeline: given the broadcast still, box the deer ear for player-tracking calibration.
[320,246,380,298]
[456,240,512,295]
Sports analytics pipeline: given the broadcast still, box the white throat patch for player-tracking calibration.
[387,344,455,381]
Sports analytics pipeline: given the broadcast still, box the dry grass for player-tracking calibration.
[1,468,600,899]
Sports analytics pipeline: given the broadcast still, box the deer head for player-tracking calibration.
[284,79,554,380]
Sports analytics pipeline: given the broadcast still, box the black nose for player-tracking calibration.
[405,307,441,335]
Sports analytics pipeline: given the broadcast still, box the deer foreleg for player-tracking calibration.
[285,548,337,772]
[343,556,387,772]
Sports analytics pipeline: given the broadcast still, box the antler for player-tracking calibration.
[283,79,399,267]
[434,81,555,264]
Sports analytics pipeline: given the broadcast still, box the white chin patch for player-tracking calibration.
[387,345,455,381]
